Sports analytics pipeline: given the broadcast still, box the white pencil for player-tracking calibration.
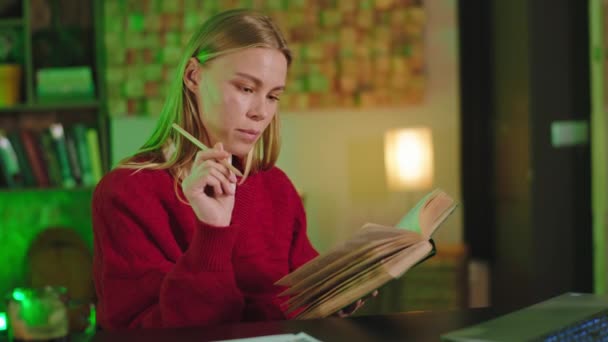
[171,123,244,177]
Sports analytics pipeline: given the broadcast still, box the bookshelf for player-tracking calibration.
[0,0,105,314]
[0,0,108,190]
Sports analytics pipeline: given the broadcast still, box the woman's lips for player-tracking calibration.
[236,129,260,143]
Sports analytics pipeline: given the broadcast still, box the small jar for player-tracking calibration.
[6,286,69,341]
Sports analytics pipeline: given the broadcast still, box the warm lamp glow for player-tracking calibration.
[384,127,434,191]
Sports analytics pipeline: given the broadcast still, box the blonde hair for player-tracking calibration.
[119,9,291,185]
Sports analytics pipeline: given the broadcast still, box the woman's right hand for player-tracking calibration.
[181,143,237,227]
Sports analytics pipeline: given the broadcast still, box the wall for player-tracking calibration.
[110,0,462,252]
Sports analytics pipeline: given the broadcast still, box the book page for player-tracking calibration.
[283,234,422,311]
[280,229,423,296]
[276,224,414,286]
[295,241,433,319]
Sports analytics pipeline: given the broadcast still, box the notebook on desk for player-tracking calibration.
[441,292,608,342]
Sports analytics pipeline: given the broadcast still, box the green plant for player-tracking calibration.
[0,28,23,64]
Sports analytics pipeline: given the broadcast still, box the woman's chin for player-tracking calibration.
[227,143,253,158]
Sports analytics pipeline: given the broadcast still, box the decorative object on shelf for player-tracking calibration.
[0,26,23,107]
[103,0,426,116]
[36,67,95,102]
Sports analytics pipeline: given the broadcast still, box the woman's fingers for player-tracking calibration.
[208,160,237,183]
[187,143,237,199]
[335,292,378,318]
[205,171,224,196]
[187,162,230,196]
[208,168,236,195]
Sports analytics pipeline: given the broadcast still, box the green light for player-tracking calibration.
[85,304,97,335]
[0,312,6,331]
[12,289,25,302]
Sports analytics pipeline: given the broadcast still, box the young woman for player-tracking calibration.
[92,9,370,330]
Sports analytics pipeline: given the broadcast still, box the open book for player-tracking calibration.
[275,189,458,319]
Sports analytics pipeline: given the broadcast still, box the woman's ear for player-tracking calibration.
[183,57,201,92]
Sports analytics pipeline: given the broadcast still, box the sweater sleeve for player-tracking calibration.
[92,174,244,330]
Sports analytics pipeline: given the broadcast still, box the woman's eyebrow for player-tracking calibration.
[235,72,285,91]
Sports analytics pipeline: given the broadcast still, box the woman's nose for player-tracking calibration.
[247,97,269,121]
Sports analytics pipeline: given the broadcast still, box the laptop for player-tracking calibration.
[442,292,608,341]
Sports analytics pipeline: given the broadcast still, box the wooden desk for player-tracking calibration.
[91,308,505,342]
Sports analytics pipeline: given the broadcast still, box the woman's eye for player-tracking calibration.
[268,95,280,102]
[240,86,254,93]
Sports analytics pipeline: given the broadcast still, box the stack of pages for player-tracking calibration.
[276,189,458,319]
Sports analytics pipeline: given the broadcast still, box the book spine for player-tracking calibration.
[7,131,36,187]
[0,133,21,188]
[49,123,77,188]
[72,124,95,186]
[39,132,64,187]
[86,128,103,183]
[65,130,83,185]
[0,158,7,187]
[20,130,50,187]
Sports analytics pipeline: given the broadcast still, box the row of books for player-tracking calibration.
[0,123,103,189]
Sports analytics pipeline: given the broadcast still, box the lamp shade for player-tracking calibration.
[384,127,434,191]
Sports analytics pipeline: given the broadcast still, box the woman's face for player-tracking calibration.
[185,47,287,158]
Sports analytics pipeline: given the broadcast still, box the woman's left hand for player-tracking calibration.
[334,290,379,318]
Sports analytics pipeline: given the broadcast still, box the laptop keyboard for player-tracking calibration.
[541,311,608,341]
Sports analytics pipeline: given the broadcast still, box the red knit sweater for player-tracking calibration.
[92,166,318,330]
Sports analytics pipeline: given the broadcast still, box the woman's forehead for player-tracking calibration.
[209,48,288,84]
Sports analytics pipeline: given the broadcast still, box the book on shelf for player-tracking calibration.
[276,189,458,319]
[7,131,36,187]
[0,123,103,190]
[39,131,63,187]
[49,123,77,188]
[20,129,50,188]
[85,128,103,184]
[0,132,21,188]
[72,124,96,186]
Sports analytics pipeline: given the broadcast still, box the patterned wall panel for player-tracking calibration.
[104,0,426,116]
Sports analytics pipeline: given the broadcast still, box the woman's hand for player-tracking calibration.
[182,142,238,226]
[335,290,379,318]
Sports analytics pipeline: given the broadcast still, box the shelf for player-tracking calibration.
[0,18,23,28]
[0,100,100,113]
